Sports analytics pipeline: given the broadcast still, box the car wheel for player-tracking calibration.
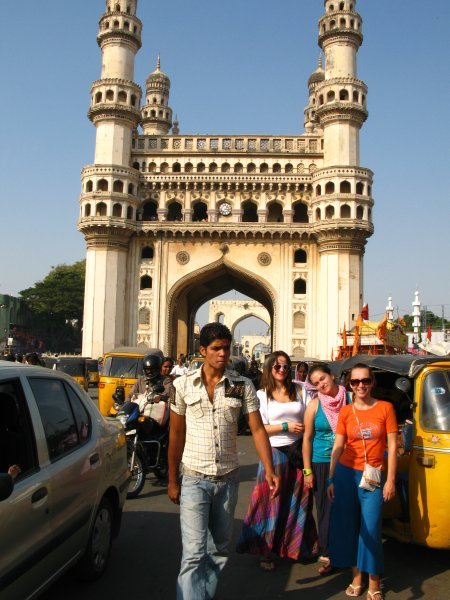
[127,447,145,499]
[76,497,113,581]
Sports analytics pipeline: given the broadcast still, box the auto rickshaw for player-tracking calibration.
[53,356,90,391]
[336,354,450,550]
[98,347,163,416]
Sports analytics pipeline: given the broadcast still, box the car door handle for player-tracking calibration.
[89,453,100,466]
[32,487,48,503]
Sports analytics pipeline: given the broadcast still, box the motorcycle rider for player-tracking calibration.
[126,353,173,405]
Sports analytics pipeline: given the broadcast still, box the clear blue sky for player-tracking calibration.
[1,0,449,327]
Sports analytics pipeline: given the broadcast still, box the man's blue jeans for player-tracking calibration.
[176,472,239,600]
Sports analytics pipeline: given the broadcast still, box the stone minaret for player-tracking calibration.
[78,0,142,357]
[141,56,174,135]
[311,0,374,357]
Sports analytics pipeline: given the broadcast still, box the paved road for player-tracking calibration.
[42,406,449,600]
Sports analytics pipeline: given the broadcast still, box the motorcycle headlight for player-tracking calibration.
[117,414,128,427]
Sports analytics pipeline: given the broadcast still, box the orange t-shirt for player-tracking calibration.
[336,401,398,471]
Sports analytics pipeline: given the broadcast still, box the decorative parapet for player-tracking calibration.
[132,134,323,155]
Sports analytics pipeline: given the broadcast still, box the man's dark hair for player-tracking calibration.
[199,323,232,348]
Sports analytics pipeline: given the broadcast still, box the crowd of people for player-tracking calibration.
[2,326,400,600]
[0,351,43,365]
[165,323,398,600]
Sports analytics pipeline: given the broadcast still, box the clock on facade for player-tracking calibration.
[218,202,232,216]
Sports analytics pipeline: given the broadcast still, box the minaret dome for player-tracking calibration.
[141,56,174,135]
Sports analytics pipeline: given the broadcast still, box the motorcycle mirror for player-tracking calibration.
[395,377,411,393]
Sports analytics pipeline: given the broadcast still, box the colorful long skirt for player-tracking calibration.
[236,447,318,560]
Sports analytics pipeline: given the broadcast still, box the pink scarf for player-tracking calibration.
[318,384,347,433]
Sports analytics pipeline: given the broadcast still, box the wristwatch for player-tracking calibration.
[303,468,313,476]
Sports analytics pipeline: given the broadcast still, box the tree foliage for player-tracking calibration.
[19,261,86,352]
[400,310,449,332]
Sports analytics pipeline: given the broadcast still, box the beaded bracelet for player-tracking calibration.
[326,477,334,486]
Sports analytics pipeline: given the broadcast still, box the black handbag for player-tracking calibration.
[278,437,304,470]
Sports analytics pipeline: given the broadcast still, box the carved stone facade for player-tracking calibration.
[79,0,374,359]
[208,300,270,338]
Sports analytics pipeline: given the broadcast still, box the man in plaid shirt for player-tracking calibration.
[168,322,279,600]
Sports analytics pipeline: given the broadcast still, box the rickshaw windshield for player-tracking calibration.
[102,356,143,378]
[421,370,450,432]
[56,362,85,376]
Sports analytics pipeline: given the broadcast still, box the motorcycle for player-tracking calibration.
[116,384,169,499]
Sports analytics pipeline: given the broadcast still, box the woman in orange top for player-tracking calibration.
[327,364,397,600]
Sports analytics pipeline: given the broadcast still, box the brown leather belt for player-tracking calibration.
[182,466,238,481]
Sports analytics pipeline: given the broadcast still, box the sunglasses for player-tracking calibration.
[350,377,372,386]
[272,364,289,372]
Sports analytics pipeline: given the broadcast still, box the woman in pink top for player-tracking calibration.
[327,364,397,600]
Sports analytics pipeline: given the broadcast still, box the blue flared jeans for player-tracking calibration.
[176,472,239,600]
[329,462,384,575]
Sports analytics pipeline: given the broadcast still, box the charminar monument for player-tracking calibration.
[79,0,373,360]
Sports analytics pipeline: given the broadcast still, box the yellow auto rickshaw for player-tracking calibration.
[54,356,90,391]
[337,354,450,549]
[98,347,163,416]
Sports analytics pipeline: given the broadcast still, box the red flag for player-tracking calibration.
[342,323,347,349]
[361,303,369,320]
[427,325,432,342]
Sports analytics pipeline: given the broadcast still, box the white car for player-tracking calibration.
[0,362,129,599]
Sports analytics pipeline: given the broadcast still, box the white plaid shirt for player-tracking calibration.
[171,367,259,476]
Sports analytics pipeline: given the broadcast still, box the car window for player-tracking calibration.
[28,378,89,461]
[0,379,38,478]
[64,382,91,442]
[421,370,450,432]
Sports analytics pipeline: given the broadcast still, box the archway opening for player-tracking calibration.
[167,262,275,359]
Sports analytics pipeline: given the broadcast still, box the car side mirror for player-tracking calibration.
[0,474,14,501]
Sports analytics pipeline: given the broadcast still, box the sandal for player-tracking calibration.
[259,558,275,572]
[367,592,383,600]
[346,584,364,597]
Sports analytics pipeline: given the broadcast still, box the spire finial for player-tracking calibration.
[156,54,161,71]
[318,54,323,69]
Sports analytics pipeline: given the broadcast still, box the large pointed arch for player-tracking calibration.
[166,256,277,356]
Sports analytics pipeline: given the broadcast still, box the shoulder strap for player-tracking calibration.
[351,403,368,464]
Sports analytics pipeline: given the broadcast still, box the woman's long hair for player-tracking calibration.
[260,351,296,401]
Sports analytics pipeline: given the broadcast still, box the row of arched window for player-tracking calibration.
[84,202,133,219]
[142,109,171,120]
[132,161,315,174]
[93,90,138,106]
[328,2,354,11]
[82,199,370,222]
[316,181,371,195]
[107,3,132,13]
[315,204,369,220]
[85,179,134,194]
[102,20,138,33]
[317,89,365,105]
